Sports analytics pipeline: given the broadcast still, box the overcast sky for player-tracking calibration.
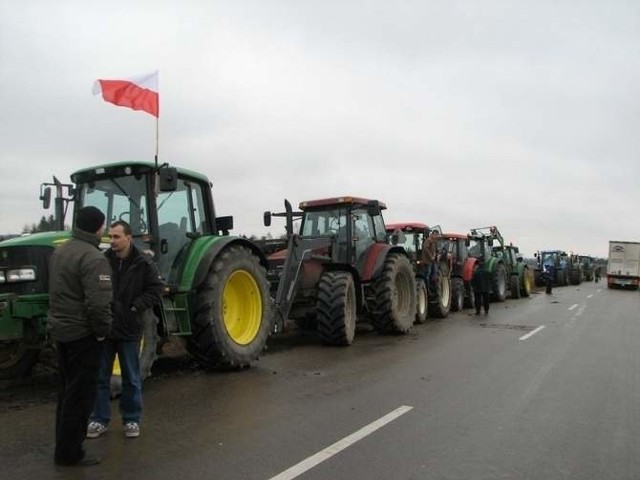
[1,0,638,257]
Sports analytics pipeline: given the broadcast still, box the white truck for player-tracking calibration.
[607,241,640,290]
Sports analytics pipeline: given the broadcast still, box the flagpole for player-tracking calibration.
[154,115,159,170]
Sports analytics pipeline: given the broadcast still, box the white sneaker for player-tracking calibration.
[86,421,108,439]
[123,422,140,438]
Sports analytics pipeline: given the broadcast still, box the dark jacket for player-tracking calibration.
[48,229,113,342]
[471,262,492,293]
[106,244,163,341]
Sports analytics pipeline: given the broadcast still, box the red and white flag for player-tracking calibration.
[92,71,159,117]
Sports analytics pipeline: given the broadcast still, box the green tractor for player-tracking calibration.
[0,162,272,380]
[467,226,509,302]
[492,243,531,299]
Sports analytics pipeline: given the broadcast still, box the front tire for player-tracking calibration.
[414,278,428,324]
[316,271,357,345]
[428,262,451,319]
[0,323,40,380]
[451,277,464,312]
[491,263,507,302]
[369,254,416,334]
[189,245,271,368]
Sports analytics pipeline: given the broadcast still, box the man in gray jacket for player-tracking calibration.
[48,206,113,467]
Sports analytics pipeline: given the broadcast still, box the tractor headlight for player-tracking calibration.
[7,268,36,282]
[0,271,5,283]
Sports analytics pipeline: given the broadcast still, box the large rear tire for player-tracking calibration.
[189,245,271,368]
[317,271,357,345]
[491,263,507,302]
[414,278,428,324]
[428,262,451,319]
[510,275,521,299]
[369,254,416,334]
[451,278,464,312]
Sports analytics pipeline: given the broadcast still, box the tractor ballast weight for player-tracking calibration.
[264,197,416,345]
[385,222,452,322]
[0,162,272,380]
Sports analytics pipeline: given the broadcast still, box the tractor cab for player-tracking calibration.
[70,162,228,283]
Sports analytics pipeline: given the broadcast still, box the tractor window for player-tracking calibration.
[371,215,386,242]
[352,210,376,258]
[301,208,347,237]
[78,175,149,235]
[156,179,204,279]
[396,232,420,255]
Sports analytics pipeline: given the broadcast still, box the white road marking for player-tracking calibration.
[568,304,578,311]
[587,294,594,298]
[519,325,546,341]
[267,405,413,480]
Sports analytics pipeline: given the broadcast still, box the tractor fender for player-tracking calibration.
[177,236,269,291]
[462,258,478,282]
[358,244,407,282]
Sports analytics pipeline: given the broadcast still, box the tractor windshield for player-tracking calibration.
[78,175,149,235]
[468,238,491,259]
[300,207,348,237]
[541,252,556,266]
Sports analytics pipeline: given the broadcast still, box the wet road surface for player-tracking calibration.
[2,281,639,479]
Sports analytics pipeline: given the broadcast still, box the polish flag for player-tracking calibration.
[92,71,159,117]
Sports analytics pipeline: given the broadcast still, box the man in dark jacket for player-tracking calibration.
[87,220,163,439]
[48,206,112,467]
[472,256,491,315]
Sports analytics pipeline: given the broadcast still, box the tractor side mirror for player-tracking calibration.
[534,252,538,257]
[263,211,272,227]
[40,187,51,209]
[488,238,494,247]
[159,167,178,192]
[216,215,234,235]
[366,200,381,217]
[465,238,470,247]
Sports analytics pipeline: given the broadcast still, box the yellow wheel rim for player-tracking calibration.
[523,273,532,294]
[223,270,263,345]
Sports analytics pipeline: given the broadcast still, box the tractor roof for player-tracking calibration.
[385,222,428,232]
[71,162,210,184]
[299,196,386,210]
[439,232,468,240]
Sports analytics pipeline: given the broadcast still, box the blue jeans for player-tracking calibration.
[90,339,142,425]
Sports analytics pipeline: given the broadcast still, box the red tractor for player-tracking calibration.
[434,233,479,312]
[263,197,416,345]
[385,222,451,323]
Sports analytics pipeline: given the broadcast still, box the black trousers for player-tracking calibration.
[55,335,103,463]
[474,291,490,313]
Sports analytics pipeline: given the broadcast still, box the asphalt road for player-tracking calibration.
[2,280,639,480]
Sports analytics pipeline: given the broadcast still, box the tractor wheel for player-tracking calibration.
[110,310,160,397]
[189,245,271,368]
[463,281,475,309]
[414,278,428,324]
[510,275,521,299]
[451,277,464,312]
[534,270,543,287]
[521,270,532,297]
[369,253,416,334]
[0,323,40,380]
[317,271,357,345]
[491,263,507,302]
[428,262,451,319]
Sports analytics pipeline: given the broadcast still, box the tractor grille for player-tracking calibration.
[0,246,53,295]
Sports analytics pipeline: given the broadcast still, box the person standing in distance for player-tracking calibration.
[472,256,491,315]
[87,220,163,439]
[49,206,112,467]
